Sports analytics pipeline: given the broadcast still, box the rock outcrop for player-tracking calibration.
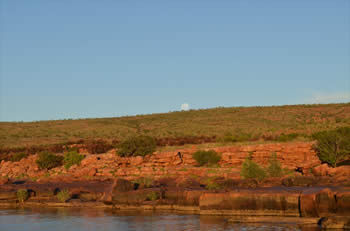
[0,141,349,187]
[0,179,349,218]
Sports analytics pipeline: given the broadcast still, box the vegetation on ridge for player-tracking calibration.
[0,103,349,161]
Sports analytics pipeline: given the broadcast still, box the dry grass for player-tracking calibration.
[0,103,349,149]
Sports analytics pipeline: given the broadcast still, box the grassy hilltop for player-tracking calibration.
[0,103,349,149]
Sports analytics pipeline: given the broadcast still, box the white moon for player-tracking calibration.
[181,103,190,111]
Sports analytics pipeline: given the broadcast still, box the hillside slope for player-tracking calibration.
[0,103,349,148]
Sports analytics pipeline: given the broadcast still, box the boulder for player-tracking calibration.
[0,177,9,185]
[312,164,331,176]
[300,188,337,217]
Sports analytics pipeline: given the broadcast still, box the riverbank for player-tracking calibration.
[1,179,349,216]
[1,179,349,229]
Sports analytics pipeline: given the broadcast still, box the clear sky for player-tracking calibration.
[1,0,349,121]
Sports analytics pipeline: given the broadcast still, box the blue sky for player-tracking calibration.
[1,0,349,121]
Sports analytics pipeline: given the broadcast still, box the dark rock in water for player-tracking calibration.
[319,216,350,229]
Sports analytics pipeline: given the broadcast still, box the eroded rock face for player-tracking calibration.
[163,189,205,206]
[0,177,349,219]
[199,189,300,216]
[114,179,136,192]
[300,188,339,217]
[336,190,350,216]
[0,141,348,185]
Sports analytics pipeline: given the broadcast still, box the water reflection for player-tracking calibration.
[0,208,321,231]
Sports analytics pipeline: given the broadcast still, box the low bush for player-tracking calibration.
[57,189,70,202]
[146,191,160,201]
[36,151,64,170]
[63,151,85,169]
[266,153,283,177]
[117,136,156,157]
[312,127,350,167]
[85,139,112,154]
[16,189,29,202]
[205,178,221,190]
[240,154,266,181]
[192,150,221,167]
[10,152,28,162]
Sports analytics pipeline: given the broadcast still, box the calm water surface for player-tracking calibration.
[0,208,320,231]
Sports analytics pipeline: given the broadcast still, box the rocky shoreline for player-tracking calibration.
[1,141,350,229]
[1,180,349,214]
[0,179,349,229]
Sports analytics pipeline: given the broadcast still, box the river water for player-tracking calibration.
[0,208,320,231]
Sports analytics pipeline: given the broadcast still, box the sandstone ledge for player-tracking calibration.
[0,180,349,218]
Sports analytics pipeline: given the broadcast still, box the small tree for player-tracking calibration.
[63,151,85,169]
[240,153,266,181]
[36,151,64,170]
[57,189,70,202]
[266,152,283,177]
[192,150,221,167]
[16,189,29,203]
[117,136,156,157]
[313,127,350,167]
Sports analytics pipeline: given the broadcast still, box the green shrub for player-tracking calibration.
[240,154,266,181]
[117,136,156,157]
[57,189,70,202]
[192,150,221,167]
[266,152,283,177]
[205,178,221,190]
[312,127,350,167]
[36,151,64,170]
[10,152,28,162]
[63,151,85,169]
[146,191,159,201]
[16,189,29,202]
